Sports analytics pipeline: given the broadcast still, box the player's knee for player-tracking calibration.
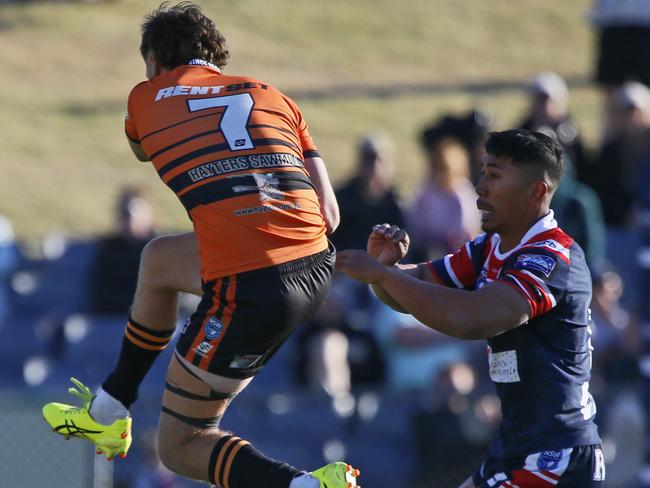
[139,235,175,285]
[138,233,200,294]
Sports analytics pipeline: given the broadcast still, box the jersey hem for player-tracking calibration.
[491,429,602,459]
[201,239,329,280]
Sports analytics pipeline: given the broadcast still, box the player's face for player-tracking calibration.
[475,154,532,237]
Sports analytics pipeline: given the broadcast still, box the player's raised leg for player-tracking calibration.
[156,354,359,488]
[42,232,201,459]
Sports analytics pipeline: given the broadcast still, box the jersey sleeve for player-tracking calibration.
[427,233,489,289]
[498,250,562,318]
[124,84,146,144]
[283,95,319,158]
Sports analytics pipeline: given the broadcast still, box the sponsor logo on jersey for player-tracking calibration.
[229,355,263,369]
[232,173,284,202]
[195,341,213,356]
[155,80,269,102]
[488,348,520,383]
[155,84,225,101]
[204,317,224,340]
[234,202,301,217]
[537,450,562,470]
[187,153,304,183]
[515,253,556,277]
[527,239,570,259]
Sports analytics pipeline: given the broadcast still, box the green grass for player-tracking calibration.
[0,0,597,240]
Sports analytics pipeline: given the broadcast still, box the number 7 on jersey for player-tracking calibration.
[187,93,255,151]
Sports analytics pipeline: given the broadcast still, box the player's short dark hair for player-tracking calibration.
[485,129,565,188]
[140,2,230,70]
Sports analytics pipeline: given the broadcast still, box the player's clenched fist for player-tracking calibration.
[367,223,410,265]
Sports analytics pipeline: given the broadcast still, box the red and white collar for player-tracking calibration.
[492,211,558,260]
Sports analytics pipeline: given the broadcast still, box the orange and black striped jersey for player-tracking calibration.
[125,61,328,280]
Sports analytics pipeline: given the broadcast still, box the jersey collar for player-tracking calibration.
[493,211,557,260]
[187,59,222,73]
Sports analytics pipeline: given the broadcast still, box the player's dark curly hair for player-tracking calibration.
[140,2,230,70]
[485,129,565,189]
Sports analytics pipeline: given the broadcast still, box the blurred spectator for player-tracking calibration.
[407,136,481,260]
[518,72,591,181]
[331,134,404,251]
[373,304,478,392]
[332,134,405,315]
[294,277,385,397]
[421,109,492,184]
[410,361,498,488]
[588,266,647,487]
[587,82,650,227]
[591,269,640,384]
[0,215,19,321]
[637,152,650,330]
[550,155,606,268]
[589,0,650,95]
[633,150,650,488]
[87,186,156,315]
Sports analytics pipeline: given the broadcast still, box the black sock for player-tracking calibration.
[210,434,300,488]
[102,317,174,408]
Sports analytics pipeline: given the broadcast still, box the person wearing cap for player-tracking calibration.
[518,72,590,182]
[330,134,405,318]
[519,78,607,271]
[331,134,404,253]
[590,81,650,227]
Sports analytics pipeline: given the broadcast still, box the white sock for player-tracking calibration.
[89,387,129,425]
[289,473,319,488]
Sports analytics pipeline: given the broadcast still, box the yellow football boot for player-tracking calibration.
[311,462,360,488]
[42,378,132,460]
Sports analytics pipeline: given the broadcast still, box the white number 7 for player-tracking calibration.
[187,93,255,151]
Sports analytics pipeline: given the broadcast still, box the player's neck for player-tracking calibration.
[498,209,549,253]
[498,232,523,254]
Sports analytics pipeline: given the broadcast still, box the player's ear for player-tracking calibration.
[528,180,549,203]
[145,51,163,79]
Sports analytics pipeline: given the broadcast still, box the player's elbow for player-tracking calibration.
[325,206,340,234]
[128,140,150,162]
[456,326,489,341]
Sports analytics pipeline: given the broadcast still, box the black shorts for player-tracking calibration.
[596,25,650,86]
[472,444,605,487]
[176,246,334,378]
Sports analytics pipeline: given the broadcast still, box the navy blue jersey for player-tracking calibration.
[428,212,601,458]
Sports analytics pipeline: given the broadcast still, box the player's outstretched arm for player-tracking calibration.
[337,249,530,340]
[304,156,340,234]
